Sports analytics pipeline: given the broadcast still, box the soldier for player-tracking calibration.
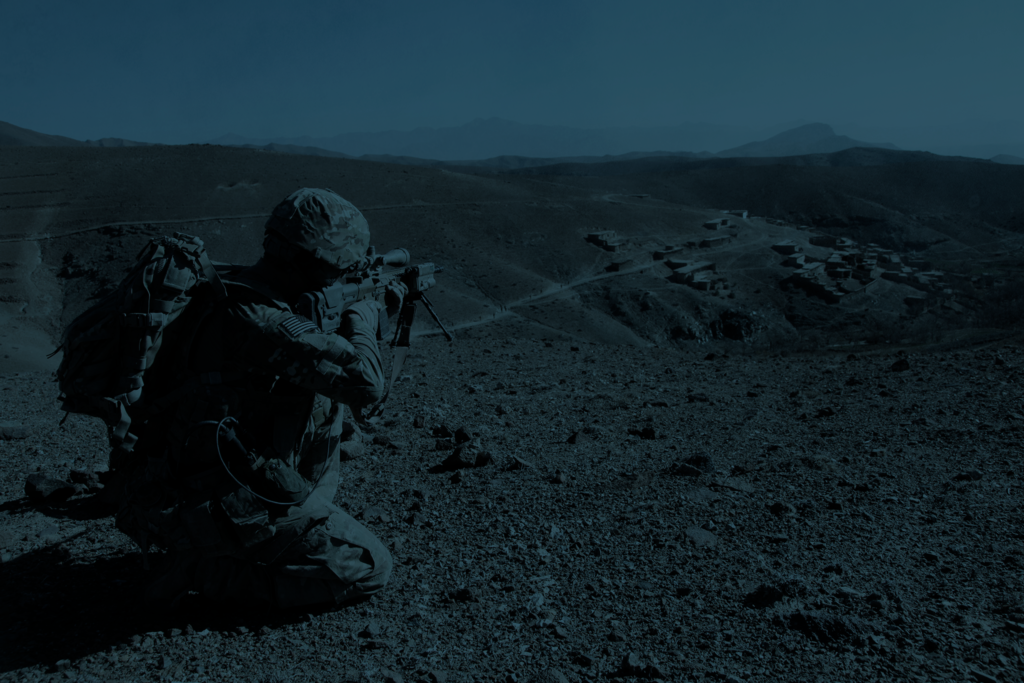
[114,188,403,610]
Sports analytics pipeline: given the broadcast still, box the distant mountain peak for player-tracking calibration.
[772,122,836,142]
[717,122,895,157]
[991,154,1024,165]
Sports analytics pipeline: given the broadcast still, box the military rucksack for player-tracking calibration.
[51,232,228,466]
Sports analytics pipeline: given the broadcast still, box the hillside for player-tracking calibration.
[0,120,153,149]
[0,120,85,147]
[1,143,1024,683]
[2,144,1023,378]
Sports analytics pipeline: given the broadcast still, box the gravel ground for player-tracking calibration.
[2,333,1023,682]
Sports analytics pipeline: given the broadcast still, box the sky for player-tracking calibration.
[2,0,1023,149]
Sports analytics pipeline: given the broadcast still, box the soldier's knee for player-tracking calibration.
[336,537,393,604]
[361,541,393,594]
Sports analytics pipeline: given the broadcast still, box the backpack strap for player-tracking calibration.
[198,250,227,301]
[172,233,227,301]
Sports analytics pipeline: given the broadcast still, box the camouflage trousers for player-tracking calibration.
[117,459,392,610]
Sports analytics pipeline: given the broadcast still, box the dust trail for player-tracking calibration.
[412,260,659,338]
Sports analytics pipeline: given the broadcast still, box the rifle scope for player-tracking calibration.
[375,248,410,268]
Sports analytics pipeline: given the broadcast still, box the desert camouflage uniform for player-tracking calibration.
[115,260,393,609]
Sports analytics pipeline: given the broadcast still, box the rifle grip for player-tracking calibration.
[394,301,416,348]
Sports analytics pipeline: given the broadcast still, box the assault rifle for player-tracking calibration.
[295,247,452,420]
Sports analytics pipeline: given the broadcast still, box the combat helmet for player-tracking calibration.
[264,188,371,272]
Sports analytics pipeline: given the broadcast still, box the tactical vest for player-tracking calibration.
[153,276,338,506]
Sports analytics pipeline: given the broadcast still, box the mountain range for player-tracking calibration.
[5,117,1023,166]
[208,118,804,159]
[207,118,899,161]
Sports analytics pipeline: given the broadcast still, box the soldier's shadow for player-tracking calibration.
[0,534,322,675]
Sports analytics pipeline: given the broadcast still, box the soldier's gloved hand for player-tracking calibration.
[384,281,409,320]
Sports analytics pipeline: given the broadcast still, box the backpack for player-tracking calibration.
[51,232,228,466]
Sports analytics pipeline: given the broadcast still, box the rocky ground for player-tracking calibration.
[2,330,1023,682]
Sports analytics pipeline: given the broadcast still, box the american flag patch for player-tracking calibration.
[280,315,318,337]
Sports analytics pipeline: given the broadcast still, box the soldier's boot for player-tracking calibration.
[143,550,200,609]
[272,573,386,610]
[272,576,340,609]
[193,557,277,612]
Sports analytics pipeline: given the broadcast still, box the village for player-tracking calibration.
[771,234,963,314]
[585,210,964,315]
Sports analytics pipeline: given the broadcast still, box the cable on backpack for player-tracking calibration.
[193,417,334,508]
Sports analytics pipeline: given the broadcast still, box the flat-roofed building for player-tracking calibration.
[699,235,732,248]
[653,245,686,260]
[668,261,716,284]
[772,240,802,255]
[881,271,910,283]
[606,258,637,272]
[688,272,715,290]
[585,230,626,251]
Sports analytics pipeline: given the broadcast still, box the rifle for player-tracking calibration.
[295,247,453,420]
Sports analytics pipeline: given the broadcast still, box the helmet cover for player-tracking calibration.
[264,188,370,269]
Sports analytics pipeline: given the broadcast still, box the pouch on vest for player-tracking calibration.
[259,459,312,504]
[219,486,276,549]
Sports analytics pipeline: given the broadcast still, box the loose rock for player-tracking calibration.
[777,610,878,646]
[618,652,644,675]
[358,621,381,638]
[360,506,391,524]
[0,422,29,440]
[25,474,76,502]
[69,469,103,491]
[744,584,785,609]
[890,358,911,372]
[684,453,713,473]
[528,670,569,683]
[769,502,797,516]
[684,527,719,548]
[442,437,491,469]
